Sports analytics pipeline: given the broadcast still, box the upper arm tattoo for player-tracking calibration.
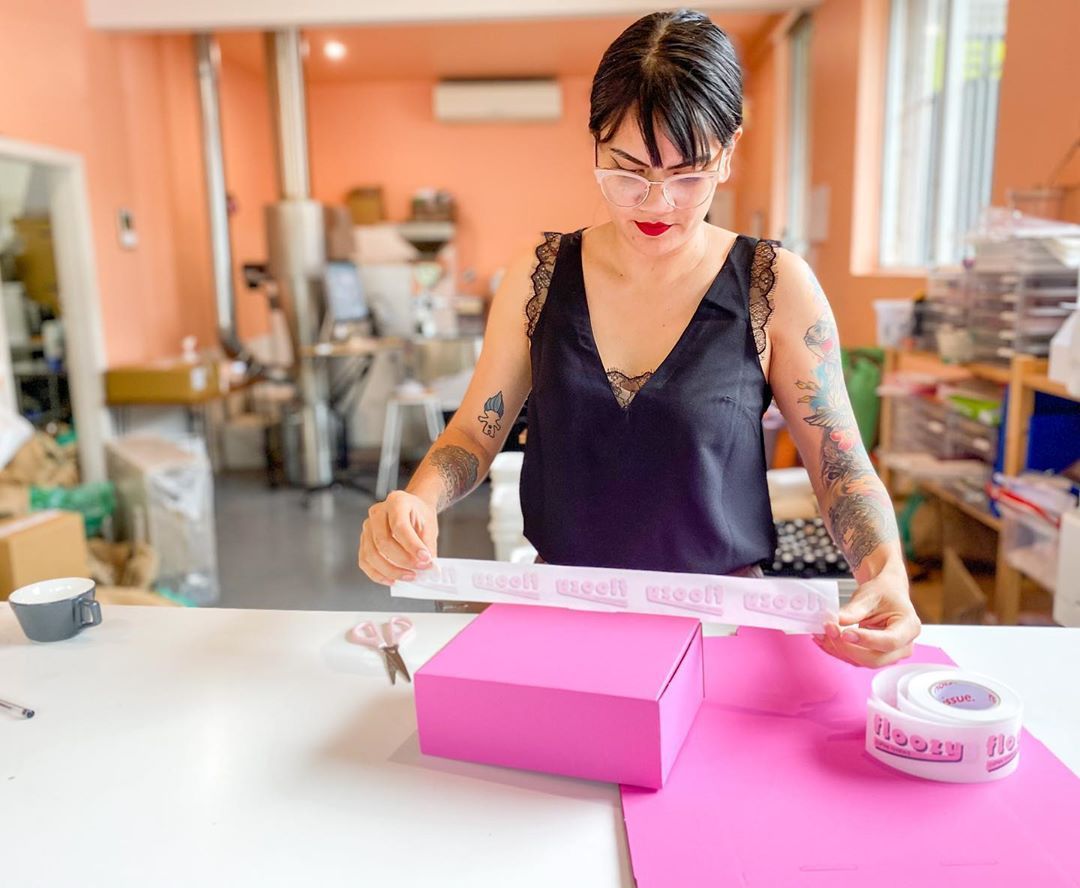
[429,445,479,511]
[796,308,897,570]
[477,391,505,437]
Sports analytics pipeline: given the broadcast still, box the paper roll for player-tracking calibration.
[866,664,1023,782]
[392,557,839,634]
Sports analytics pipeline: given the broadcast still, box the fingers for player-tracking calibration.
[370,518,419,570]
[367,500,422,570]
[358,504,419,584]
[357,533,394,586]
[385,495,434,568]
[359,529,415,584]
[814,622,916,668]
[837,590,879,626]
[416,511,439,562]
[356,531,399,587]
[358,494,442,586]
[814,634,914,668]
[838,613,921,653]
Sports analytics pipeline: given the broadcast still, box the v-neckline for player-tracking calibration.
[575,230,742,411]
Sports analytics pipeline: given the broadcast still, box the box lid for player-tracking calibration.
[0,510,65,539]
[106,436,203,471]
[421,604,700,701]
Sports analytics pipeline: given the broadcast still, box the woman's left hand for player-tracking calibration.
[814,566,921,668]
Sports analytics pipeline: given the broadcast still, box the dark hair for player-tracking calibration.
[589,9,743,167]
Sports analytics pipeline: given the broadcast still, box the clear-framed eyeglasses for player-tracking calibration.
[593,163,722,210]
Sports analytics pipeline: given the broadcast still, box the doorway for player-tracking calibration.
[0,138,110,483]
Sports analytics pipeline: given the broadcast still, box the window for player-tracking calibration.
[782,14,812,257]
[879,0,1007,269]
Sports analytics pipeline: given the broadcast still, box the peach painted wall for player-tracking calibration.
[801,0,919,346]
[5,0,1073,363]
[154,37,275,349]
[219,58,275,340]
[733,38,778,239]
[156,35,216,358]
[309,76,609,293]
[991,0,1080,222]
[0,1,274,365]
[0,0,219,364]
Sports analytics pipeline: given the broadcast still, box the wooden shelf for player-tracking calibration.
[882,348,1067,624]
[897,352,1011,386]
[1006,557,1057,594]
[1022,372,1078,402]
[966,362,1013,385]
[920,480,1001,532]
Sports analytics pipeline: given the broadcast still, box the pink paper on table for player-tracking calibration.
[621,628,1080,887]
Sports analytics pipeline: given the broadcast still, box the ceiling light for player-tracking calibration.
[324,40,347,61]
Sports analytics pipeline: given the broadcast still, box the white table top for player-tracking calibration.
[1,605,1078,887]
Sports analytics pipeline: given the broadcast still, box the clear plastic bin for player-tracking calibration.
[999,501,1061,593]
[947,413,998,464]
[888,395,968,461]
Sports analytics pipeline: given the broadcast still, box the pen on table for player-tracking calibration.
[0,698,34,719]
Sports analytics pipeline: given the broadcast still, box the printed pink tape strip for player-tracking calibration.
[391,557,839,634]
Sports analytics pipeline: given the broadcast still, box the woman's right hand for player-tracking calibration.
[358,491,439,586]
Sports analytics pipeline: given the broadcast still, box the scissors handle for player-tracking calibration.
[383,615,415,646]
[346,621,385,650]
[346,617,415,685]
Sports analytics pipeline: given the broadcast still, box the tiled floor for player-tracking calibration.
[214,471,494,612]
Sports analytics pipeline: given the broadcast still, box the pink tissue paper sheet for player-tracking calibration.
[621,628,1080,888]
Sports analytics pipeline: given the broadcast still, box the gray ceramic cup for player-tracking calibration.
[9,577,102,642]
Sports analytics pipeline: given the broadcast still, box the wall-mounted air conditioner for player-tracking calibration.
[433,79,562,123]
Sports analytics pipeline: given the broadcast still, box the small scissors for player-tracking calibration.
[347,616,415,685]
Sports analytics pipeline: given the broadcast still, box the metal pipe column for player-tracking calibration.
[264,28,333,489]
[194,33,253,364]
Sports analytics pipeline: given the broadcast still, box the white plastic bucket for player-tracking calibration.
[873,299,915,348]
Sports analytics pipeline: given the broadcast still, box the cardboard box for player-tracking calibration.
[0,510,89,599]
[95,586,177,607]
[0,484,30,520]
[0,433,79,488]
[220,414,270,471]
[105,360,222,405]
[415,604,704,789]
[13,216,59,312]
[106,436,218,605]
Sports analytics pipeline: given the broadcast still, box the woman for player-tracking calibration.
[358,9,919,668]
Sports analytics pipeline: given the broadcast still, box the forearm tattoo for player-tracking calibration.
[429,445,479,510]
[478,391,505,438]
[796,312,898,569]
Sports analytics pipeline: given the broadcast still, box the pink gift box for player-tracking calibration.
[414,603,704,788]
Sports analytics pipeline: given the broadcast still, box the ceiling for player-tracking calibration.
[217,13,781,83]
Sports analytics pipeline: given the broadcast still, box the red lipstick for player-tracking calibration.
[635,221,672,237]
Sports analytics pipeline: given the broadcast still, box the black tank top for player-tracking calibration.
[520,229,778,574]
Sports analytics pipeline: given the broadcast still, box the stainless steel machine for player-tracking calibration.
[196,29,334,489]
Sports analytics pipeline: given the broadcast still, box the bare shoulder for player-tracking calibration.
[772,247,824,299]
[768,247,832,342]
[501,232,564,288]
[489,232,566,339]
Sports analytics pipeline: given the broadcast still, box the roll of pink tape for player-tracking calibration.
[865,664,1023,783]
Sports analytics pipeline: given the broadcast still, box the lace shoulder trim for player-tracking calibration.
[749,238,781,356]
[526,231,562,340]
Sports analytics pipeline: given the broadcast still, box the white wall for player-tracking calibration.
[87,0,808,30]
